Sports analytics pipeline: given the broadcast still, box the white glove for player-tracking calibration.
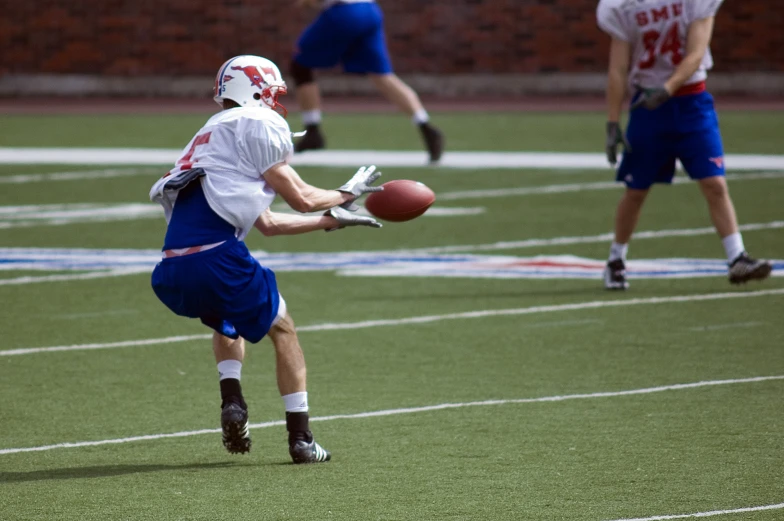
[337,165,383,211]
[325,207,382,232]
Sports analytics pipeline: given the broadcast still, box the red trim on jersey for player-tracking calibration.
[674,81,706,97]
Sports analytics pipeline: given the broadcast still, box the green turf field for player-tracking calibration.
[1,111,783,521]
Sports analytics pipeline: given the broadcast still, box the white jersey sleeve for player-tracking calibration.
[691,0,724,20]
[597,0,631,42]
[240,114,294,176]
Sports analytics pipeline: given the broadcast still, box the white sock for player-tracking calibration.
[217,360,242,381]
[412,109,429,125]
[301,110,322,126]
[282,392,309,413]
[608,241,628,262]
[722,232,745,262]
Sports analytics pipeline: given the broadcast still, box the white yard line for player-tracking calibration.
[605,502,784,521]
[410,221,784,254]
[2,288,782,357]
[0,374,781,456]
[438,172,784,201]
[0,269,148,286]
[0,167,160,184]
[2,148,784,170]
[688,321,765,332]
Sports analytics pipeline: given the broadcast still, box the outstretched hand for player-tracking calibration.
[337,165,383,211]
[325,206,382,231]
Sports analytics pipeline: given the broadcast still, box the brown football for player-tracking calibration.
[364,180,436,222]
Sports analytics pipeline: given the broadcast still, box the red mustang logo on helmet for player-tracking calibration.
[231,65,277,89]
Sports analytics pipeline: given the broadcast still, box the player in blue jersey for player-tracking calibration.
[597,0,772,289]
[290,0,444,163]
[150,55,382,463]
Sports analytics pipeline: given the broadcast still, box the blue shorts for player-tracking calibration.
[294,2,393,74]
[618,91,725,190]
[151,239,281,344]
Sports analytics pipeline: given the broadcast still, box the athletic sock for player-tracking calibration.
[301,110,322,126]
[608,241,628,262]
[722,232,745,263]
[412,109,430,125]
[217,360,245,408]
[284,392,310,443]
[282,391,309,413]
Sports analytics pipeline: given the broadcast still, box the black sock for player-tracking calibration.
[305,123,321,133]
[286,412,312,443]
[219,379,246,409]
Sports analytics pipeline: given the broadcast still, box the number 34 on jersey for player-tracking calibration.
[596,0,723,88]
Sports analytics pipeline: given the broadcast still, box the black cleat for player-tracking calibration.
[419,122,444,163]
[221,402,251,454]
[728,253,772,284]
[604,259,629,290]
[294,124,326,153]
[289,432,331,464]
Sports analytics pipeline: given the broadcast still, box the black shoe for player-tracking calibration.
[728,253,772,284]
[289,431,331,464]
[419,122,444,163]
[604,259,629,290]
[221,402,251,454]
[294,124,326,153]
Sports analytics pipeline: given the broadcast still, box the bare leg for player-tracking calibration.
[697,176,739,238]
[614,187,650,244]
[370,73,444,162]
[267,313,307,396]
[369,73,425,116]
[213,332,244,364]
[295,82,322,112]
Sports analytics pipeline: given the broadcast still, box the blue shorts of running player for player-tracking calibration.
[293,1,392,74]
[151,238,286,344]
[618,85,725,190]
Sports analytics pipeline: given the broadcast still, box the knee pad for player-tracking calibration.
[290,59,315,86]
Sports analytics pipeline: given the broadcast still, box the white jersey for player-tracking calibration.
[150,107,293,241]
[597,0,723,89]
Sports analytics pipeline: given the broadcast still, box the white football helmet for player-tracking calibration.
[213,55,288,116]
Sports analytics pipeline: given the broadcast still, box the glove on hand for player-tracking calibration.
[325,206,382,232]
[605,121,631,166]
[337,165,383,211]
[631,85,671,111]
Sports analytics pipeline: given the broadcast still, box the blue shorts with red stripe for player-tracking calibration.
[151,238,281,344]
[618,87,725,190]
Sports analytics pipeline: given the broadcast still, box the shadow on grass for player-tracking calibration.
[0,461,265,483]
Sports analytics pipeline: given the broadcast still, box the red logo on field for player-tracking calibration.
[231,65,277,89]
[709,156,725,168]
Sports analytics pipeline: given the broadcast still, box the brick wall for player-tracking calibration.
[2,0,782,76]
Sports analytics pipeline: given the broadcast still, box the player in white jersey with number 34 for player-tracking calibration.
[149,55,383,464]
[596,0,772,289]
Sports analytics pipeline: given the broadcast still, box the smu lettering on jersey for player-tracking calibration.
[597,0,724,89]
[150,107,293,241]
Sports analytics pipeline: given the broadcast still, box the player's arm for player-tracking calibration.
[605,37,632,165]
[254,208,337,236]
[254,207,381,236]
[663,17,716,94]
[606,37,631,124]
[263,162,351,213]
[264,163,383,214]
